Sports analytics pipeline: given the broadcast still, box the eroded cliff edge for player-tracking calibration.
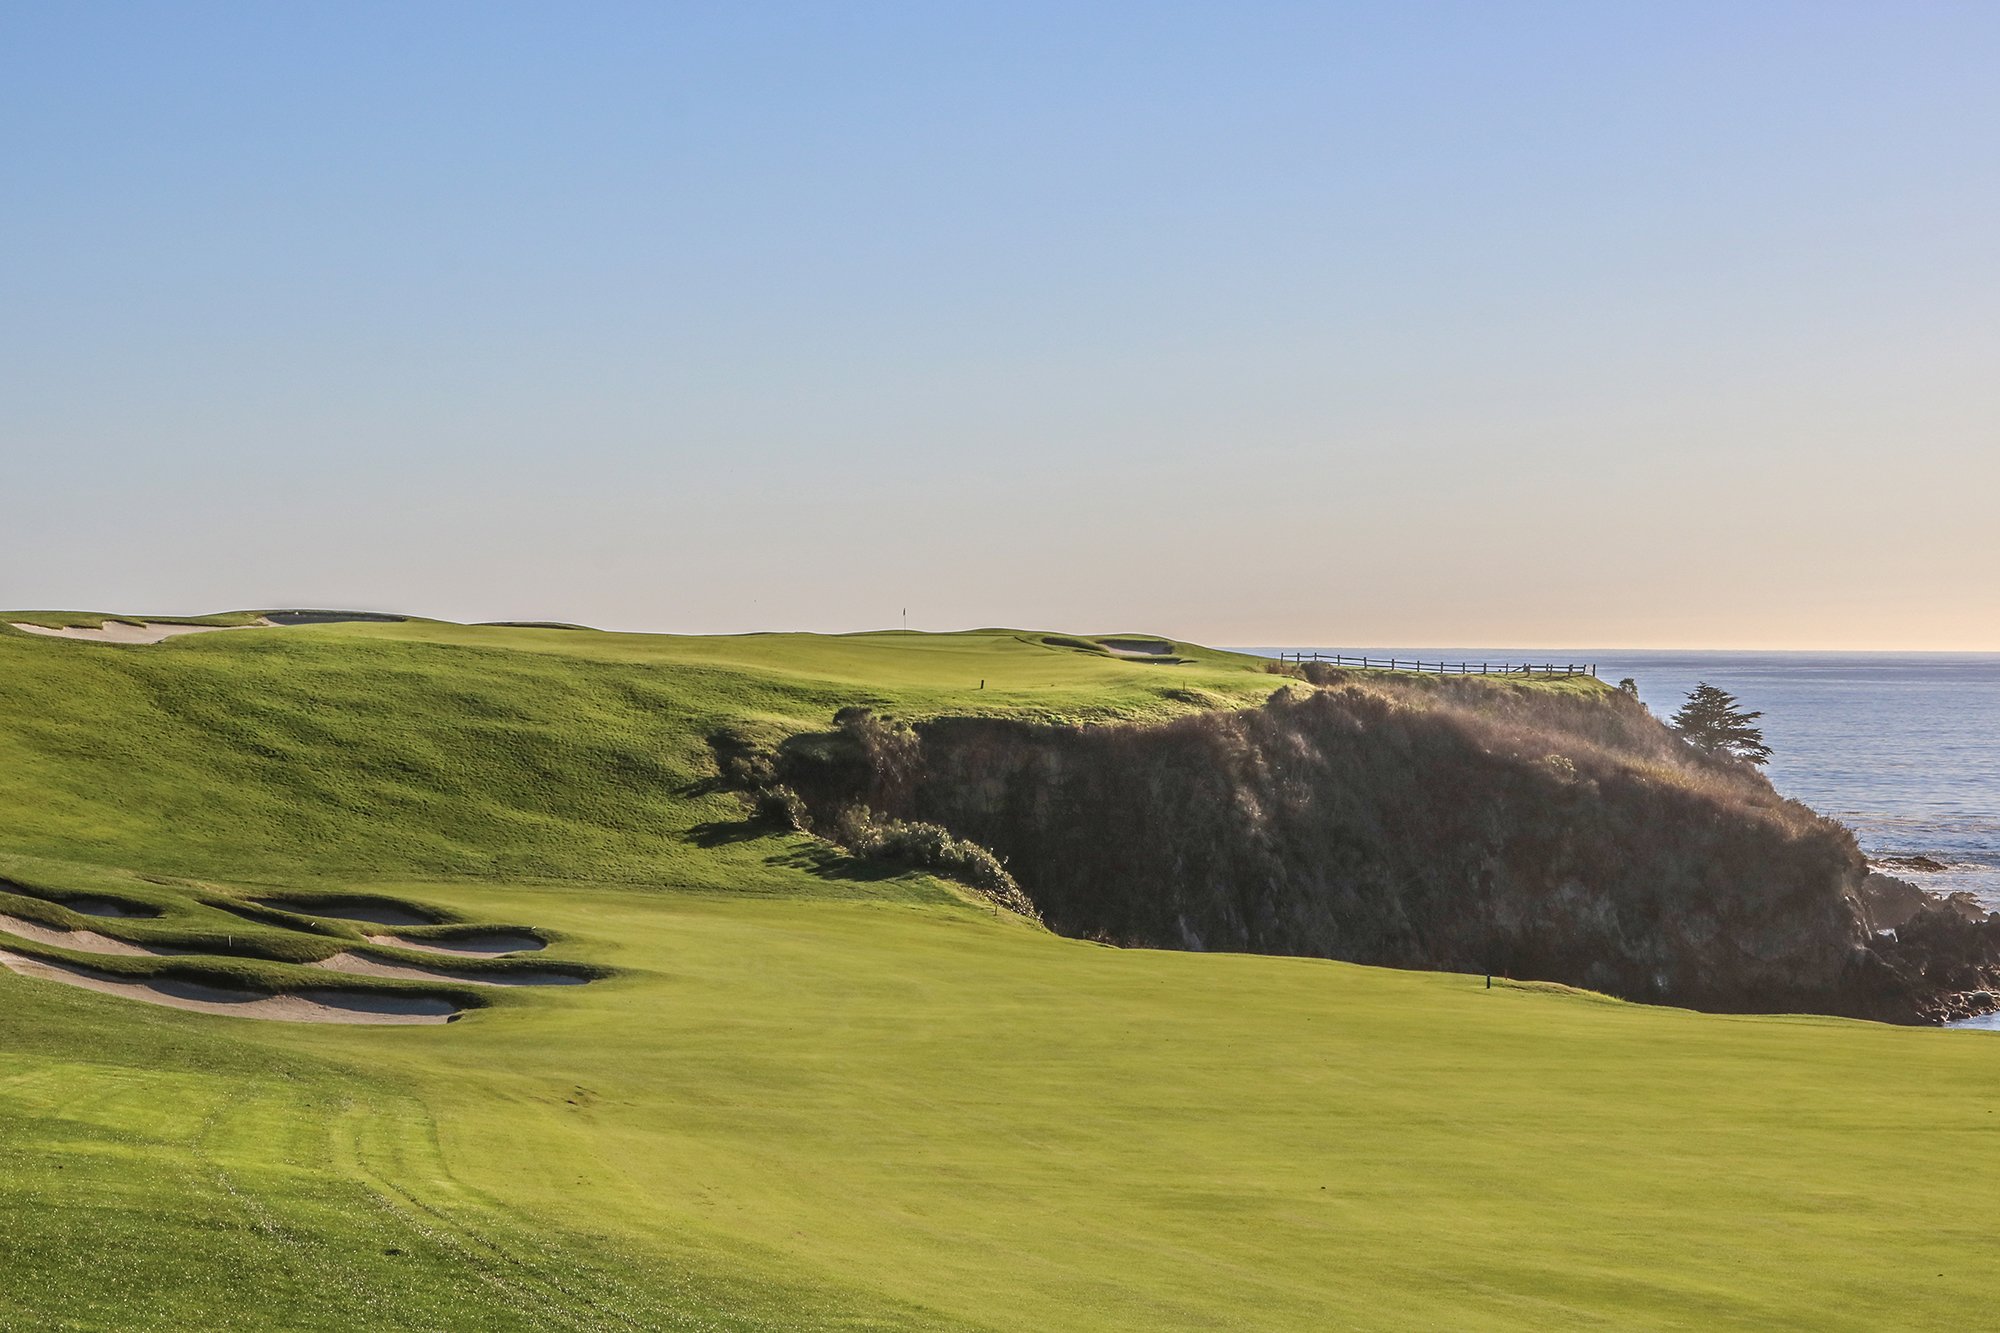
[734,672,2000,1024]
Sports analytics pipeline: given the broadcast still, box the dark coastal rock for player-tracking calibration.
[1857,873,1935,931]
[1872,854,1953,874]
[1868,871,2000,930]
[1943,892,1992,923]
[1871,903,2000,1016]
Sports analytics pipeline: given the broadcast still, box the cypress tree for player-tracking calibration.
[1669,682,1772,765]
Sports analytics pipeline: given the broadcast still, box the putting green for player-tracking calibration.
[0,620,1991,1330]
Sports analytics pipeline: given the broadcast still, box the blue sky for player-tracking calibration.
[5,2,1995,646]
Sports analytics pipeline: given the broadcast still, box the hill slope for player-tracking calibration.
[1,617,1995,1330]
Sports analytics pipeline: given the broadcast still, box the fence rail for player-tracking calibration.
[1273,652,1597,679]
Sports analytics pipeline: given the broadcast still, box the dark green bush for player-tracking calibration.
[707,726,777,790]
[754,786,811,831]
[834,808,1037,918]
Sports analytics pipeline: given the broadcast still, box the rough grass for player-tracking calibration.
[2,618,1986,1330]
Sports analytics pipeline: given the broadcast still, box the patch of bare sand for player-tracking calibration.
[8,618,275,644]
[0,913,164,956]
[366,931,546,956]
[314,951,584,987]
[0,950,461,1024]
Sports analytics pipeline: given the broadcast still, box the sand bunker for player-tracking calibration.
[0,950,460,1024]
[366,930,546,956]
[263,898,441,927]
[10,610,407,644]
[0,913,164,957]
[9,618,274,645]
[313,951,584,986]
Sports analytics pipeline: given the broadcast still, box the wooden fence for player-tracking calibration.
[1273,652,1597,679]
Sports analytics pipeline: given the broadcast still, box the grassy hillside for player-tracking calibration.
[1,619,1994,1330]
[0,622,1273,884]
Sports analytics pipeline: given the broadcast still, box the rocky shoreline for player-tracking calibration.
[1855,871,2000,1024]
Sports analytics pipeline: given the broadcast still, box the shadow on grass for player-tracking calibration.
[686,818,774,849]
[686,819,913,887]
[769,841,906,884]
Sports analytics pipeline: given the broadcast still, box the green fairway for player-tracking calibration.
[1,619,1993,1330]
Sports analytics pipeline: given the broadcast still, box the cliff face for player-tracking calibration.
[767,676,1992,1023]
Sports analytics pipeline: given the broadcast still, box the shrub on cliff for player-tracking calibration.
[707,725,778,790]
[754,786,812,831]
[834,707,923,806]
[834,808,1038,918]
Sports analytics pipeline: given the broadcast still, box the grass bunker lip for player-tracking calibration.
[257,610,410,626]
[313,950,588,986]
[0,881,167,919]
[1096,637,1175,656]
[259,896,446,927]
[63,896,163,918]
[0,886,168,918]
[366,929,547,956]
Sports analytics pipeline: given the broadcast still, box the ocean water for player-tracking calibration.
[1243,648,2000,911]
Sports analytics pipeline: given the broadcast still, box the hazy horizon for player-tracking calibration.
[7,3,1996,650]
[15,607,2000,655]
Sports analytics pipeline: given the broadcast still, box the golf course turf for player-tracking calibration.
[0,617,1994,1330]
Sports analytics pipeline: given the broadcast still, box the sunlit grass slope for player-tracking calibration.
[0,619,1993,1331]
[0,622,1272,884]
